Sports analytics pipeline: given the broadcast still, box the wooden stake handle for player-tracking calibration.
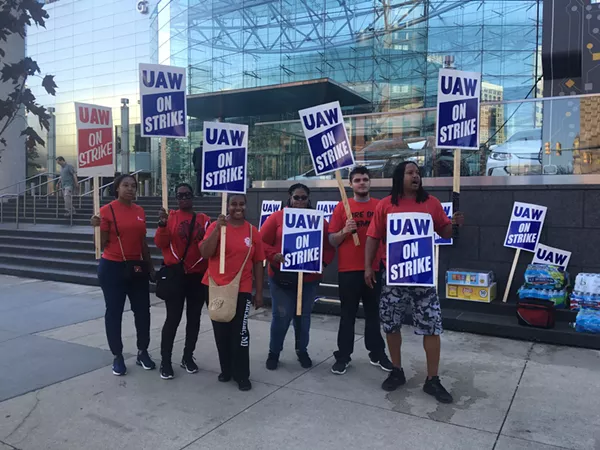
[160,137,168,211]
[434,245,440,293]
[452,148,461,239]
[335,170,360,246]
[93,176,101,260]
[219,193,227,274]
[296,272,304,316]
[503,248,521,303]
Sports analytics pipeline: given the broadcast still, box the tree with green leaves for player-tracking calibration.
[0,0,57,163]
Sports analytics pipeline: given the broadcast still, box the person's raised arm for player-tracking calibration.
[154,208,170,249]
[260,212,284,264]
[199,215,226,258]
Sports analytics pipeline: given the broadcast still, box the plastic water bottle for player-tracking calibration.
[574,309,600,334]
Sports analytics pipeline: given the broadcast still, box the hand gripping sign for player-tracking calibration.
[298,101,359,246]
[386,213,435,287]
[502,201,548,302]
[202,121,248,274]
[75,102,114,260]
[281,208,324,315]
[316,201,338,223]
[259,201,282,230]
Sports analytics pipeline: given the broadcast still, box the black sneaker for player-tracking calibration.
[266,352,279,371]
[218,373,231,382]
[381,367,406,392]
[160,361,174,380]
[112,355,127,376]
[297,351,312,368]
[423,376,453,404]
[136,350,156,370]
[238,379,252,391]
[181,356,199,374]
[369,354,394,372]
[331,360,349,375]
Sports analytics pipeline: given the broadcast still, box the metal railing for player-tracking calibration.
[0,172,57,195]
[79,170,144,199]
[0,194,20,227]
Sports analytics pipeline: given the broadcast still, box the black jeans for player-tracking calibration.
[160,273,207,363]
[98,258,151,356]
[334,270,386,364]
[211,293,252,382]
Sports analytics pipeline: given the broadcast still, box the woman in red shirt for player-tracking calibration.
[155,183,211,380]
[92,174,156,377]
[199,194,264,391]
[261,183,335,371]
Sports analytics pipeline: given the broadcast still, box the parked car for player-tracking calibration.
[486,129,542,176]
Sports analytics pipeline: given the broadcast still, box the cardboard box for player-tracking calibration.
[446,283,497,303]
[446,269,494,287]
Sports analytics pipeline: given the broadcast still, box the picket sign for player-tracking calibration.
[502,202,548,302]
[200,121,249,274]
[281,208,324,315]
[436,68,481,240]
[433,202,453,291]
[74,102,114,258]
[298,101,359,247]
[139,63,188,211]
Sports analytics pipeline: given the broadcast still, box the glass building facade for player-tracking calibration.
[24,0,600,187]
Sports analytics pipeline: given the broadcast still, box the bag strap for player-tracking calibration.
[210,223,253,285]
[109,204,127,262]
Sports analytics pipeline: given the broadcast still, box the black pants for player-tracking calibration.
[212,293,252,382]
[98,258,151,356]
[160,273,207,363]
[334,270,386,364]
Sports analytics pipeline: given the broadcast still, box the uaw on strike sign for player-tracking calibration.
[202,122,248,194]
[139,63,187,138]
[299,101,355,175]
[281,208,324,273]
[436,69,481,150]
[387,213,435,287]
[75,102,114,177]
[504,202,547,252]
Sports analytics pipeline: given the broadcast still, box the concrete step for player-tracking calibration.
[0,243,163,260]
[0,262,99,287]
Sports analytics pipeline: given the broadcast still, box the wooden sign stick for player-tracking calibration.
[160,137,168,211]
[93,176,101,260]
[296,272,304,316]
[219,192,227,274]
[334,170,360,246]
[452,148,461,238]
[434,245,440,292]
[503,248,521,303]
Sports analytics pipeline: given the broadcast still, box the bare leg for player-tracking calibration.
[385,332,402,368]
[423,335,440,378]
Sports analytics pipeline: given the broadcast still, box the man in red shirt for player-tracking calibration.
[328,166,393,375]
[365,161,464,403]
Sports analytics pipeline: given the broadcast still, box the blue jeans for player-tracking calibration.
[268,277,319,355]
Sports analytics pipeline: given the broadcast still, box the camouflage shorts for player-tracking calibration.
[379,270,443,335]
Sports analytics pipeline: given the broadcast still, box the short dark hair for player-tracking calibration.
[113,174,138,198]
[349,166,370,182]
[56,156,65,162]
[390,161,429,205]
[227,193,247,204]
[175,182,193,195]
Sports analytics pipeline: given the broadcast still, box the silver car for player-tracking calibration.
[486,129,542,176]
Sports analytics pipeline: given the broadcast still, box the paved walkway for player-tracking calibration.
[0,274,599,450]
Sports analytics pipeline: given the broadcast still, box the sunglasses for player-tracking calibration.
[292,195,308,201]
[176,192,193,200]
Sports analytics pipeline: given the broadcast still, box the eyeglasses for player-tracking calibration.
[292,195,308,201]
[176,192,193,200]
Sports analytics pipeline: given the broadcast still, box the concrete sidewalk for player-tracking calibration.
[0,274,599,450]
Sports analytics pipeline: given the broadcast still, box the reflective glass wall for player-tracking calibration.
[26,0,155,178]
[151,0,545,184]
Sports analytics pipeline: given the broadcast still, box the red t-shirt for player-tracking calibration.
[201,221,265,294]
[154,210,211,274]
[100,200,147,262]
[367,195,451,265]
[260,208,335,282]
[329,198,382,272]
